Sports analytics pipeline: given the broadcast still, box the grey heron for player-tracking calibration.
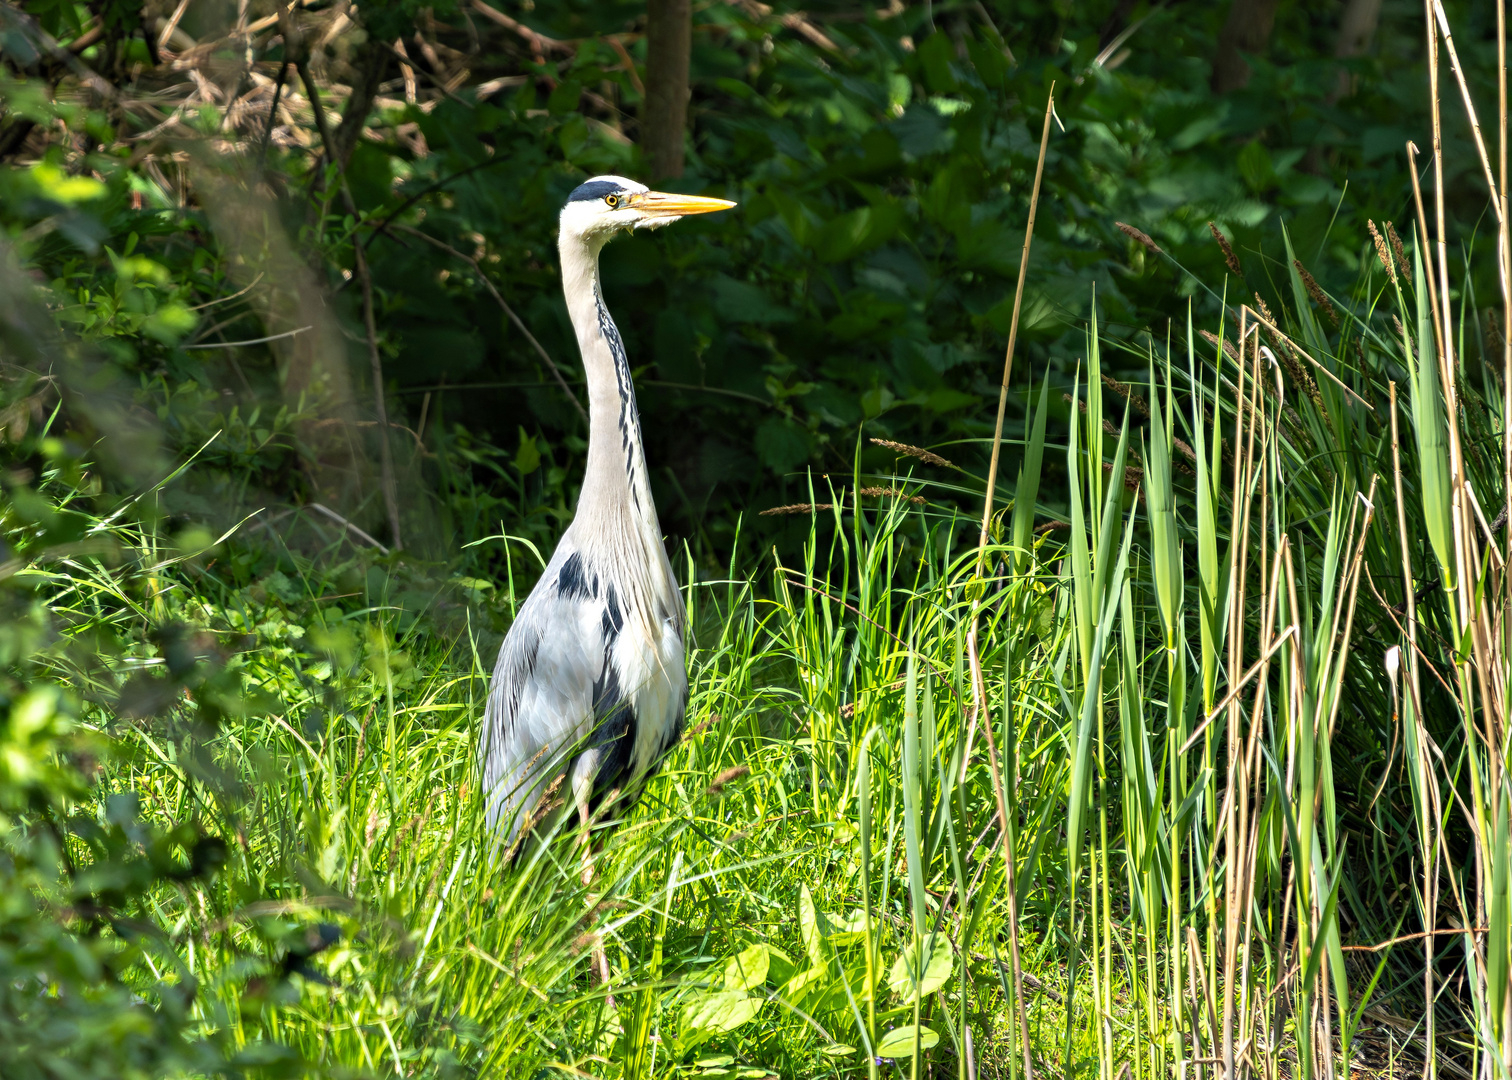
[479,176,735,862]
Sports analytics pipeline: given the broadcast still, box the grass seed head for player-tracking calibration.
[869,438,952,467]
[858,485,925,505]
[1385,220,1408,278]
[1116,221,1162,254]
[706,765,751,797]
[1293,259,1338,326]
[1368,220,1396,283]
[1199,328,1240,362]
[1208,221,1242,277]
[759,503,833,516]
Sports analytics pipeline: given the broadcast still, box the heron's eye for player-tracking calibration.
[605,194,619,208]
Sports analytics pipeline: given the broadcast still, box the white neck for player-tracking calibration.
[559,230,663,550]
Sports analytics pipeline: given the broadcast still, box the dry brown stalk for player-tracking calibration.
[1116,221,1162,254]
[869,437,953,467]
[1369,220,1397,282]
[1293,259,1339,326]
[1209,221,1243,277]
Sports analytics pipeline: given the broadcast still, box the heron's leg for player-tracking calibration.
[576,792,616,1002]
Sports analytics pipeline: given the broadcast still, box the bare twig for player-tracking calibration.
[182,326,311,350]
[306,503,390,554]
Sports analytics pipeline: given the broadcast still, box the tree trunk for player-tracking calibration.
[642,0,691,180]
[1211,0,1280,94]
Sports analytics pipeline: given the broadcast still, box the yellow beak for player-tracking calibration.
[632,191,738,218]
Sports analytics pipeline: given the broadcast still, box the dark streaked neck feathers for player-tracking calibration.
[558,226,670,596]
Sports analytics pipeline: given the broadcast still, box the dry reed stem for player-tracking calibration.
[1429,0,1504,221]
[967,84,1058,1080]
[1209,221,1242,277]
[869,437,952,467]
[1240,304,1372,409]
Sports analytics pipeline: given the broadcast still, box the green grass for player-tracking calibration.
[10,241,1512,1079]
[7,10,1512,1076]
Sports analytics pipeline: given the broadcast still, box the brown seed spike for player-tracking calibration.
[706,765,751,797]
[1385,221,1408,280]
[1198,329,1240,362]
[1208,222,1242,277]
[1116,221,1162,255]
[1368,220,1396,283]
[759,503,833,516]
[1293,260,1338,327]
[869,438,953,467]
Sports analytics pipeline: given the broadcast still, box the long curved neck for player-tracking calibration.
[559,231,660,540]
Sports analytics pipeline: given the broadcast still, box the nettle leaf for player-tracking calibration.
[875,1024,940,1057]
[723,944,770,992]
[887,936,953,999]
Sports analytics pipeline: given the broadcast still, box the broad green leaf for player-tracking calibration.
[875,1025,940,1056]
[695,1056,735,1067]
[819,1044,856,1057]
[681,990,762,1036]
[798,885,830,966]
[827,908,870,944]
[887,935,953,998]
[780,965,828,1003]
[764,945,798,987]
[723,944,769,992]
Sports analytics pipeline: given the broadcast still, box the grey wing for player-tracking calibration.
[478,547,611,842]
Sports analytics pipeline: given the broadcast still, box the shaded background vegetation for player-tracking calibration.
[4,0,1497,570]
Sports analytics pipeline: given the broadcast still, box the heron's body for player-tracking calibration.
[479,176,733,845]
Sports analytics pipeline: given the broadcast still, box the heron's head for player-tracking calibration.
[559,175,736,245]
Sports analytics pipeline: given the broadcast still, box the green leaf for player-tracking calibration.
[826,908,869,945]
[780,965,827,1004]
[764,945,798,987]
[681,990,762,1036]
[887,935,953,999]
[798,885,830,966]
[695,1056,735,1067]
[723,944,770,992]
[875,1025,940,1056]
[819,1044,856,1057]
